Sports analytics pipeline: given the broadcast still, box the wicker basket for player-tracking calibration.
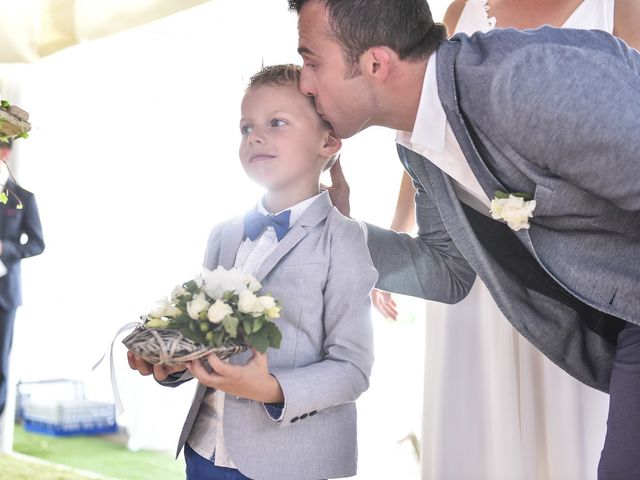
[122,325,247,366]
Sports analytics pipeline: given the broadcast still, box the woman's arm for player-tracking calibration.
[614,0,640,50]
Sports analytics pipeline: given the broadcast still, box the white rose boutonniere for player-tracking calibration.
[490,191,536,231]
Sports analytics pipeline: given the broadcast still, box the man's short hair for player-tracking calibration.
[248,64,302,90]
[288,0,447,68]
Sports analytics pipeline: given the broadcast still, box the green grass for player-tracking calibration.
[13,425,184,480]
[0,453,95,480]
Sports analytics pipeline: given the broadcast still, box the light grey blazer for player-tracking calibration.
[368,26,640,393]
[169,192,377,480]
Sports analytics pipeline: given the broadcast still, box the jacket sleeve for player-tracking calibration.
[366,146,476,303]
[490,36,640,211]
[1,191,45,267]
[269,219,377,426]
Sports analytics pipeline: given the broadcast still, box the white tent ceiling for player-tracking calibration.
[0,0,209,62]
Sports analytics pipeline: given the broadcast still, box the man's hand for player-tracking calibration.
[127,351,186,382]
[321,157,351,217]
[186,350,284,403]
[372,289,398,320]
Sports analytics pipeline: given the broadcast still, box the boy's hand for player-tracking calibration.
[127,351,187,382]
[186,350,284,403]
[321,157,351,217]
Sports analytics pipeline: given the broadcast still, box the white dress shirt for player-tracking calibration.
[396,52,491,215]
[188,192,325,468]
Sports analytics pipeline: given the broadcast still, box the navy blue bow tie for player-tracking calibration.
[244,209,292,242]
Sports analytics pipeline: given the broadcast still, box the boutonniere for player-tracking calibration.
[490,191,536,231]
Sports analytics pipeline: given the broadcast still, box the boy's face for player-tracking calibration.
[239,84,332,193]
[297,1,375,139]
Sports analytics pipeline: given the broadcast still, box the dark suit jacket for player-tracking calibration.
[0,179,44,310]
[367,27,640,392]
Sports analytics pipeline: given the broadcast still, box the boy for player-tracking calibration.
[128,64,377,480]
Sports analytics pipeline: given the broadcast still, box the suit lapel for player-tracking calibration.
[435,40,536,251]
[218,219,244,269]
[254,192,333,282]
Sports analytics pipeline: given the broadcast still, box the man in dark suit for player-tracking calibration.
[0,139,44,416]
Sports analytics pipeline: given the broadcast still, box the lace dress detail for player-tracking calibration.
[456,0,496,34]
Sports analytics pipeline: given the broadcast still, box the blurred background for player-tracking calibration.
[0,0,451,478]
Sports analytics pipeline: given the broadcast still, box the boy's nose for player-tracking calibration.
[248,129,265,144]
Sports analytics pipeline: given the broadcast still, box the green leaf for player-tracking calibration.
[252,316,265,333]
[494,190,509,199]
[494,190,533,201]
[0,100,10,109]
[243,319,253,335]
[0,192,7,204]
[248,328,269,353]
[17,131,29,140]
[222,316,239,338]
[267,322,282,349]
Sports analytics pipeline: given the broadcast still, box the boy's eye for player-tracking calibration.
[240,124,253,136]
[270,119,287,128]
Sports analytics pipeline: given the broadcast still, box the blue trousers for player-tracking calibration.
[184,443,252,480]
[0,307,17,415]
[598,322,640,479]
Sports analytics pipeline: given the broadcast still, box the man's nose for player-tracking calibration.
[299,69,316,97]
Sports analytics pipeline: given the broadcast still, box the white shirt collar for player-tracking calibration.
[257,191,325,227]
[396,52,447,153]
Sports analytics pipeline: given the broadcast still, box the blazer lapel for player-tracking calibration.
[435,40,537,252]
[218,219,244,269]
[254,192,333,283]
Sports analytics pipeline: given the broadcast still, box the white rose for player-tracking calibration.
[186,292,210,320]
[245,273,262,293]
[171,285,188,300]
[257,295,275,310]
[149,298,171,318]
[164,305,183,318]
[238,290,260,313]
[265,305,281,319]
[201,266,249,300]
[490,195,536,231]
[207,299,233,323]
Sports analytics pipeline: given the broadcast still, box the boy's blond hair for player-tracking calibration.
[247,64,338,172]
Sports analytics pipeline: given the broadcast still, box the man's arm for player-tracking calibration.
[366,146,476,303]
[614,0,640,51]
[0,191,45,266]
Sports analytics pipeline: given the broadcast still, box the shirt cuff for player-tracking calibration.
[262,402,285,422]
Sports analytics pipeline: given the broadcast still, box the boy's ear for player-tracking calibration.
[321,131,342,156]
[361,46,394,82]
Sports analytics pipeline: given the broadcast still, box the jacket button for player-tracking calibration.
[309,410,317,416]
[300,414,308,420]
[291,416,299,423]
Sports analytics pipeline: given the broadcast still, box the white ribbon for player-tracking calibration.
[92,321,141,414]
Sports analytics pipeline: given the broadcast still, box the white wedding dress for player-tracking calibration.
[422,1,614,479]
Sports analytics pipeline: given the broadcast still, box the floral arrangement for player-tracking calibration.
[123,266,282,365]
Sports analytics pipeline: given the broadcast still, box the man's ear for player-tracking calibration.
[321,131,342,156]
[361,46,394,81]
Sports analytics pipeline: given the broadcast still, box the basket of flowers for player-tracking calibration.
[0,99,31,141]
[123,266,282,366]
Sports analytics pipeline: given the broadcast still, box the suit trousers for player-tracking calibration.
[0,306,17,415]
[185,443,252,480]
[598,323,640,479]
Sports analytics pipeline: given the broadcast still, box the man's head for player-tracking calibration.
[0,139,12,162]
[239,64,341,195]
[291,0,446,138]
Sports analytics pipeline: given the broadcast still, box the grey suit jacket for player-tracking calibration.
[368,27,640,392]
[171,192,377,480]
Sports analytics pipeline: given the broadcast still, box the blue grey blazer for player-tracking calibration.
[368,26,640,393]
[168,192,377,480]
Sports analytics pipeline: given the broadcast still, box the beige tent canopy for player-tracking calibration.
[0,0,209,63]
